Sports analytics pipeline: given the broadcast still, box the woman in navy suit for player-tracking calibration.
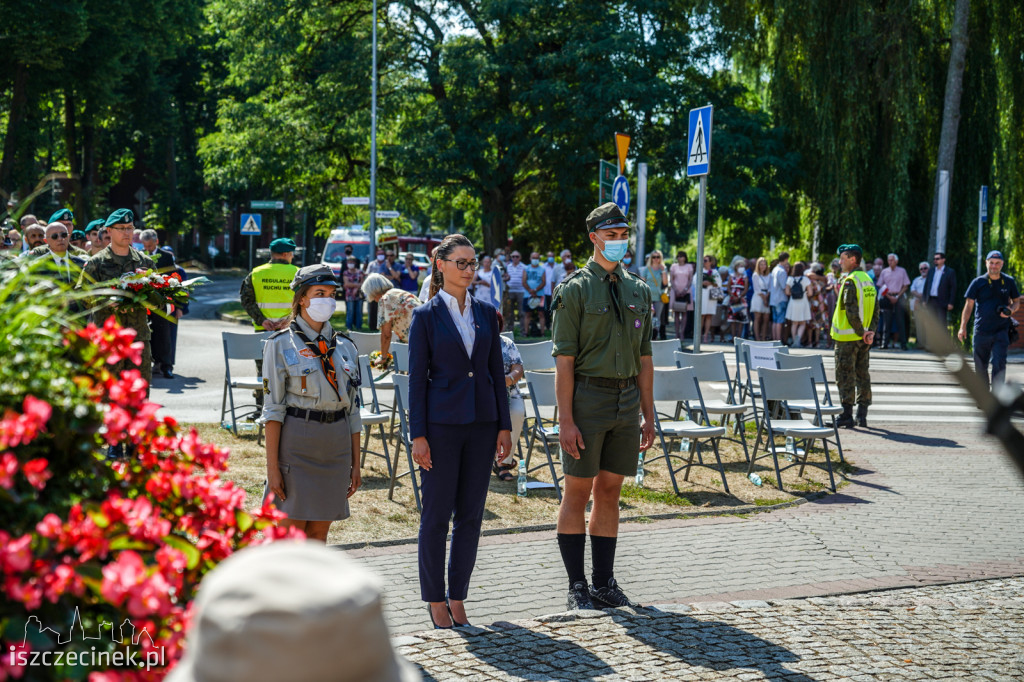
[408,234,513,629]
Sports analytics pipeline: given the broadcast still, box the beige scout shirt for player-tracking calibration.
[259,316,363,434]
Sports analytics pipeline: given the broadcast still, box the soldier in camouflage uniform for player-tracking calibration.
[78,209,155,390]
[830,244,878,428]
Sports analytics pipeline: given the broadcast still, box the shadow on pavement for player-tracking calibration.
[150,373,205,395]
[861,427,964,448]
[610,609,814,680]
[460,622,616,680]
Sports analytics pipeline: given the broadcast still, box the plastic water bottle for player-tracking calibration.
[680,438,691,454]
[517,459,527,497]
[785,436,794,453]
[635,452,646,487]
[748,472,763,486]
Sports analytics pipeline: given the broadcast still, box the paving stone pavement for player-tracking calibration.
[351,422,1024,635]
[394,577,1024,681]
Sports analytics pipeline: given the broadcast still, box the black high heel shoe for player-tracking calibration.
[428,604,452,630]
[447,601,470,628]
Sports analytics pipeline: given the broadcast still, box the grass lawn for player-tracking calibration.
[196,421,854,547]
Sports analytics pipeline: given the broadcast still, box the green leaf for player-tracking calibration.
[163,534,202,570]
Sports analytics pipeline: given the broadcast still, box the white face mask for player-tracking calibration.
[306,297,337,322]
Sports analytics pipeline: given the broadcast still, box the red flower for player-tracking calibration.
[21,459,52,490]
[0,453,17,489]
[0,396,52,449]
[35,514,63,539]
[0,534,33,573]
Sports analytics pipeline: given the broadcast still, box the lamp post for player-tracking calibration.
[369,0,378,253]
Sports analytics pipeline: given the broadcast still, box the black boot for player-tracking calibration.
[836,405,855,429]
[856,404,868,428]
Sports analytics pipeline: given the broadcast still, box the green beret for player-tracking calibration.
[291,264,338,290]
[85,219,104,233]
[270,238,297,253]
[104,208,135,228]
[70,230,86,241]
[49,208,74,223]
[586,202,629,232]
[837,243,862,257]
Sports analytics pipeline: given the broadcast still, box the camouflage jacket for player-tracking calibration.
[78,246,155,340]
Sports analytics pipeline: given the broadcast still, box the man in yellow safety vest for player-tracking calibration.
[831,244,878,428]
[240,238,300,407]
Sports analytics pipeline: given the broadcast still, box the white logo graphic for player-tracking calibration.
[689,114,707,166]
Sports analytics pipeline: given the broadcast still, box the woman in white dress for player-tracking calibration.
[749,257,771,340]
[700,255,722,344]
[784,262,813,347]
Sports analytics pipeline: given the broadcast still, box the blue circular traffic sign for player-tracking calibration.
[612,175,630,216]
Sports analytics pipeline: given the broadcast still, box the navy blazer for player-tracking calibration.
[408,294,512,440]
[923,265,957,311]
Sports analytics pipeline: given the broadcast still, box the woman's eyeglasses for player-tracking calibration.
[442,258,480,271]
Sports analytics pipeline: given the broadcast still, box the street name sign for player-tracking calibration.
[251,200,284,210]
[240,213,261,236]
[343,196,371,206]
[376,210,400,219]
[687,105,713,177]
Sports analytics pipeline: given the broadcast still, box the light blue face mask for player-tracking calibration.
[531,258,540,266]
[595,234,629,263]
[622,257,632,266]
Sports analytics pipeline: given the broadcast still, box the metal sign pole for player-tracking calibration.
[248,235,254,272]
[693,175,707,353]
[635,163,648,264]
[369,0,378,254]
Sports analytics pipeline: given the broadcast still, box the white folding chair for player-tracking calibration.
[347,331,381,357]
[650,339,681,368]
[391,342,409,373]
[650,367,730,493]
[522,371,565,501]
[740,343,789,434]
[390,373,422,510]
[749,367,837,493]
[734,338,781,400]
[517,340,555,371]
[674,351,751,462]
[775,352,845,463]
[356,354,394,485]
[220,331,273,439]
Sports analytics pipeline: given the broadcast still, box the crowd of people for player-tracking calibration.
[1,209,186,382]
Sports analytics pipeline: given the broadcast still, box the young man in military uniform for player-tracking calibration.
[550,202,655,610]
[240,238,299,406]
[78,209,156,389]
[831,244,878,428]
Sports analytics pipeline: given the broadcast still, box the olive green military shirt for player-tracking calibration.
[27,244,90,259]
[77,246,156,341]
[551,258,653,378]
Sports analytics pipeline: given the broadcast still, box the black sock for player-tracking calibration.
[557,533,587,587]
[590,535,617,588]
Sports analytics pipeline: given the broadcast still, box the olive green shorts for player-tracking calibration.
[563,382,641,479]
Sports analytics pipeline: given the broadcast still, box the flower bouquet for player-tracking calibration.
[113,269,210,316]
[369,350,392,370]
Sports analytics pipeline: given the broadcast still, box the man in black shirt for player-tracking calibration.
[958,251,1020,388]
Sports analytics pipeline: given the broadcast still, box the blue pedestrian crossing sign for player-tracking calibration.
[687,105,713,177]
[612,175,630,216]
[240,213,261,236]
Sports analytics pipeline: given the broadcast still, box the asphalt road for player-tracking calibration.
[152,276,1024,426]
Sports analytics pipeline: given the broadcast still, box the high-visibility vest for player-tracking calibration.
[831,270,876,342]
[251,262,298,330]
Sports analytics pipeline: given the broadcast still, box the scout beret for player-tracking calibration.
[291,264,338,290]
[270,237,297,253]
[104,208,135,228]
[85,219,104,233]
[837,243,862,257]
[70,230,86,241]
[586,202,629,232]
[986,250,1004,261]
[49,208,74,223]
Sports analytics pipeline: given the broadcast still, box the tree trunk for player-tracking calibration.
[64,87,85,221]
[928,0,970,256]
[82,121,96,219]
[480,182,514,254]
[0,64,31,193]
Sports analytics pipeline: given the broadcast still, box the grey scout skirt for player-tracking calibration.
[263,414,353,522]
